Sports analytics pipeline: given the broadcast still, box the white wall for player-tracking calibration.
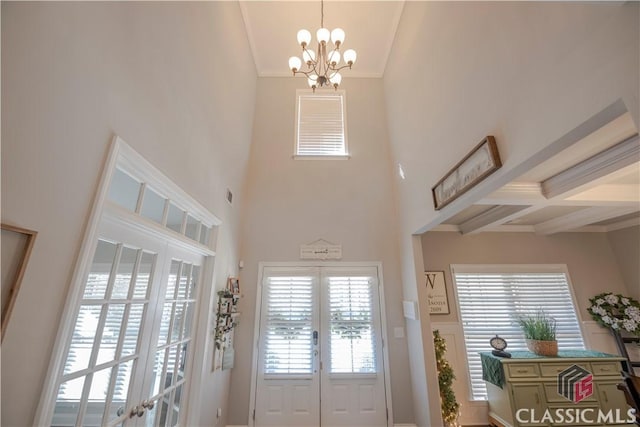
[607,225,640,301]
[1,3,256,426]
[228,77,414,425]
[383,3,639,425]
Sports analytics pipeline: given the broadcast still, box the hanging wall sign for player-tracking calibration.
[300,239,342,260]
[425,271,450,314]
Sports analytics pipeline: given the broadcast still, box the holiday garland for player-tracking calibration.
[433,329,460,426]
[587,292,640,336]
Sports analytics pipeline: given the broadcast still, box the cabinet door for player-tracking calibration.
[596,381,633,421]
[511,384,547,427]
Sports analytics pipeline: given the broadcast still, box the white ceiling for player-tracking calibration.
[239,1,405,77]
[437,112,640,234]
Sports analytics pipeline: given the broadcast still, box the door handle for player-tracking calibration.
[141,399,155,410]
[313,330,318,345]
[129,405,145,418]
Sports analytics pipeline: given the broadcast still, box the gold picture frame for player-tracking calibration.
[1,223,37,341]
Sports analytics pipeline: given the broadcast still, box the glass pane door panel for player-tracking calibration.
[52,376,85,427]
[84,240,117,299]
[112,246,137,299]
[122,304,145,357]
[106,360,134,424]
[96,304,126,365]
[64,305,102,375]
[85,367,113,423]
[133,252,154,299]
[165,262,180,299]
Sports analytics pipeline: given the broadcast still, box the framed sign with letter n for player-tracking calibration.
[425,271,449,314]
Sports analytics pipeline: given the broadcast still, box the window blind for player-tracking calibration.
[296,93,346,156]
[263,276,314,374]
[328,276,376,374]
[453,268,585,400]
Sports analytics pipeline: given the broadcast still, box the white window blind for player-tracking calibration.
[263,276,314,374]
[328,276,376,373]
[296,91,347,156]
[452,266,585,401]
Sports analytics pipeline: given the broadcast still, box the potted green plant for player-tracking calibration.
[516,310,558,356]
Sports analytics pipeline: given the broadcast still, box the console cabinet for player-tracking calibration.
[483,352,633,427]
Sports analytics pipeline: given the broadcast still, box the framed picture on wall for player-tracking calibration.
[425,271,450,314]
[228,277,240,295]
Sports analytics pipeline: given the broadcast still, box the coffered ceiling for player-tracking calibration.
[437,112,640,234]
[239,1,405,77]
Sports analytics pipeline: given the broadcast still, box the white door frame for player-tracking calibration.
[35,136,221,426]
[248,261,394,427]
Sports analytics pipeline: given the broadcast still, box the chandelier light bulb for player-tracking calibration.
[343,49,357,66]
[297,29,311,47]
[331,28,345,46]
[327,50,341,66]
[316,28,330,44]
[307,74,318,88]
[289,56,302,73]
[302,49,316,64]
[329,72,342,87]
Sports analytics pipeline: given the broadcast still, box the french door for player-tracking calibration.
[253,265,389,427]
[50,216,204,427]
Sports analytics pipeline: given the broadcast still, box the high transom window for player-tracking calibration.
[295,90,348,157]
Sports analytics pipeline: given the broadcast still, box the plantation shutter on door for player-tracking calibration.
[328,276,376,374]
[452,265,585,400]
[296,92,347,156]
[263,275,315,375]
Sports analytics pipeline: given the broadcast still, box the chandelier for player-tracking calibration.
[287,0,357,92]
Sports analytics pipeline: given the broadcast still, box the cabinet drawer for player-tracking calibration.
[506,363,539,378]
[590,361,620,376]
[540,363,584,378]
[543,383,596,403]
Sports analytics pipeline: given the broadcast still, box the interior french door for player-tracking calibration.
[50,216,204,427]
[254,265,388,427]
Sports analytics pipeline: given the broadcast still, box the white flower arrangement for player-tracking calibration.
[588,292,640,335]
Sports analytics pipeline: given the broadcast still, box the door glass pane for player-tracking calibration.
[122,304,145,357]
[184,215,200,241]
[188,266,199,299]
[133,251,154,299]
[106,360,134,424]
[328,276,376,373]
[158,303,173,346]
[171,303,185,343]
[108,168,141,212]
[166,203,184,234]
[64,305,103,375]
[171,384,183,426]
[182,303,194,342]
[177,263,191,299]
[140,187,166,224]
[85,367,113,424]
[112,247,137,299]
[52,376,85,427]
[97,304,126,365]
[263,276,314,374]
[84,240,117,299]
[165,261,180,299]
[150,349,167,399]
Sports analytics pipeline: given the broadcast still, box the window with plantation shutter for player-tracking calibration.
[328,276,376,374]
[263,275,315,375]
[452,265,585,401]
[295,90,347,156]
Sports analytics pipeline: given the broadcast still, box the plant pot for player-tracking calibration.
[526,339,558,357]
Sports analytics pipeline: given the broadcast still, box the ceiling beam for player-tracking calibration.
[459,205,530,234]
[541,134,640,199]
[534,206,639,235]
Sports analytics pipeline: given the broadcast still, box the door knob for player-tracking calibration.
[141,399,155,410]
[129,405,145,418]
